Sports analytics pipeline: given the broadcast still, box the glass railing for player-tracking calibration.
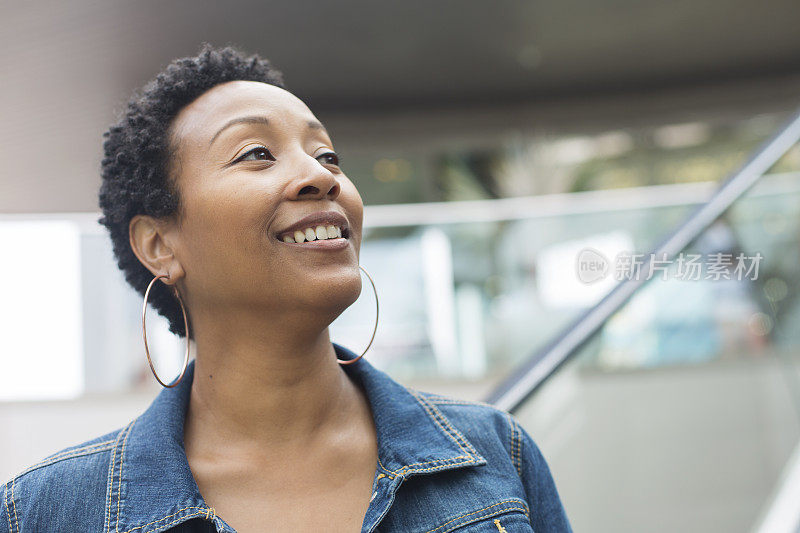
[488,115,800,533]
[350,187,705,382]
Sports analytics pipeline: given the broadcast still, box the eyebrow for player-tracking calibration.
[209,116,328,146]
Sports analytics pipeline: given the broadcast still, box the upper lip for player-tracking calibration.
[275,210,349,240]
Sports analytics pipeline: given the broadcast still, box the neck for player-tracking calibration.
[183,307,360,454]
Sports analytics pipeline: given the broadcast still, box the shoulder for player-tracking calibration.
[2,424,130,531]
[9,428,123,481]
[410,390,573,532]
[409,388,531,474]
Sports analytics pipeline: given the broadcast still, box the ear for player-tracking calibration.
[129,214,185,285]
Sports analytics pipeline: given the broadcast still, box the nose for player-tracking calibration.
[284,152,341,201]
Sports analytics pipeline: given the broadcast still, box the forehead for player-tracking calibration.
[170,80,319,146]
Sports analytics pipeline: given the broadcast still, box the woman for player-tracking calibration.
[1,45,572,533]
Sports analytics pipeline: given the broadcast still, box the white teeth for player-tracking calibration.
[282,225,344,243]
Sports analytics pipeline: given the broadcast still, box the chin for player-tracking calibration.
[309,268,363,315]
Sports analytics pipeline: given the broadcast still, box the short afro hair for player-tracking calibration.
[98,43,286,338]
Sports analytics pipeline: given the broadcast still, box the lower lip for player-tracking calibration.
[278,237,349,250]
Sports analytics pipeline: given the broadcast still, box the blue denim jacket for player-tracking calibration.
[2,343,571,532]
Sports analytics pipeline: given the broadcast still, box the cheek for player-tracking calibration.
[179,182,277,259]
[340,180,364,230]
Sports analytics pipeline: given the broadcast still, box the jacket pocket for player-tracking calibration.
[422,498,533,533]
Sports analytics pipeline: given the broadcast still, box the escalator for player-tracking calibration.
[485,112,800,532]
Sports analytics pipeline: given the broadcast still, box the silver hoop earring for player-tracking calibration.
[142,273,190,388]
[337,264,379,365]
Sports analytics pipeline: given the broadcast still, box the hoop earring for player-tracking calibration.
[142,273,191,388]
[337,264,379,365]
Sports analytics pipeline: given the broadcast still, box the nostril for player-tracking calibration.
[299,185,318,195]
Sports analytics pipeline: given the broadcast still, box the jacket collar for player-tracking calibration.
[109,343,485,532]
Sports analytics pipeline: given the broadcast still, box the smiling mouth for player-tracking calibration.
[276,224,350,244]
[274,210,351,244]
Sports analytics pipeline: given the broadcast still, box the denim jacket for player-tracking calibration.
[2,343,572,532]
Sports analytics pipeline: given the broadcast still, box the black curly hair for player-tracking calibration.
[98,43,286,339]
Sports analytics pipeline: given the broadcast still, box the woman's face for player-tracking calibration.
[150,80,364,324]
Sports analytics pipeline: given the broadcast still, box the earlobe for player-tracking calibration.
[129,214,183,283]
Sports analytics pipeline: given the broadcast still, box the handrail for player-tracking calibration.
[485,108,800,413]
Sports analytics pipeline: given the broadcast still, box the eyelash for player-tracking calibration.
[233,146,341,167]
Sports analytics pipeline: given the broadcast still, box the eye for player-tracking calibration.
[317,151,340,166]
[235,146,275,163]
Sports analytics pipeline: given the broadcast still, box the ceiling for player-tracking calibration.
[124,0,800,111]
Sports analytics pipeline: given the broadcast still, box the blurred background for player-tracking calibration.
[2,1,800,531]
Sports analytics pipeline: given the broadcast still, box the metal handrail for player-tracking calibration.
[485,108,800,413]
